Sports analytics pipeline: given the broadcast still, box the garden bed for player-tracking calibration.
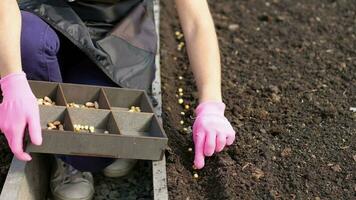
[160,0,356,199]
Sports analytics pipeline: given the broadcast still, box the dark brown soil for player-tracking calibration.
[0,135,11,190]
[160,0,356,199]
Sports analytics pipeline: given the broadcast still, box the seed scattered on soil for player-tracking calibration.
[38,96,56,106]
[178,76,183,80]
[178,88,183,93]
[184,104,190,110]
[47,120,64,130]
[281,147,292,157]
[129,106,141,112]
[181,112,185,115]
[178,98,184,104]
[228,24,239,31]
[180,120,184,125]
[193,173,199,179]
[252,168,265,180]
[179,92,183,96]
[188,148,192,152]
[175,31,184,40]
[330,164,342,172]
[177,42,185,51]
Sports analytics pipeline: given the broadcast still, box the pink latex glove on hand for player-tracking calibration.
[0,72,42,161]
[193,101,235,169]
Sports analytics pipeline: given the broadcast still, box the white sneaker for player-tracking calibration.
[50,158,94,200]
[103,159,137,178]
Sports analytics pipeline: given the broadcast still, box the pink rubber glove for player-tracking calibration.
[0,72,42,161]
[192,101,235,169]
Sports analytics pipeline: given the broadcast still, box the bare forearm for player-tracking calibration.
[0,0,22,77]
[175,0,222,103]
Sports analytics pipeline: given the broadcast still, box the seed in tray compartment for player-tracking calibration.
[89,126,95,133]
[38,96,56,106]
[53,121,61,126]
[67,102,80,108]
[94,101,99,109]
[37,98,44,105]
[47,120,64,130]
[44,96,52,103]
[85,102,95,108]
[104,130,109,134]
[129,106,141,112]
[73,124,96,133]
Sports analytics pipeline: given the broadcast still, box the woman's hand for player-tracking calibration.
[192,101,236,169]
[0,72,42,161]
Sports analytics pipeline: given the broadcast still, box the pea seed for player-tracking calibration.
[181,112,185,115]
[94,101,99,109]
[44,96,52,103]
[43,102,52,106]
[178,88,183,92]
[37,98,44,105]
[193,173,199,179]
[178,99,184,104]
[184,104,190,110]
[104,130,109,134]
[89,126,95,133]
[178,76,183,80]
[188,148,192,152]
[85,102,95,108]
[180,120,184,125]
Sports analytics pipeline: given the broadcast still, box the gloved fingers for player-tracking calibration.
[193,132,205,169]
[27,110,42,146]
[215,134,226,152]
[204,131,216,157]
[9,127,32,161]
[226,133,236,146]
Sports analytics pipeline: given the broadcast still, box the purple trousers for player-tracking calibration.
[21,11,116,172]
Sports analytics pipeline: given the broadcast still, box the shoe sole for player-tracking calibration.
[52,191,94,200]
[103,162,136,178]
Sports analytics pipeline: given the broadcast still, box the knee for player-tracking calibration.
[21,11,60,58]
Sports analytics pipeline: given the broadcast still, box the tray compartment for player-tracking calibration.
[28,81,66,106]
[61,83,110,110]
[113,111,166,137]
[67,108,119,134]
[38,106,73,131]
[103,87,154,113]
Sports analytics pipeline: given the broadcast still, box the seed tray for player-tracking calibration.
[25,80,168,161]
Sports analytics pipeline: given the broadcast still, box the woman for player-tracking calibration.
[0,0,235,199]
